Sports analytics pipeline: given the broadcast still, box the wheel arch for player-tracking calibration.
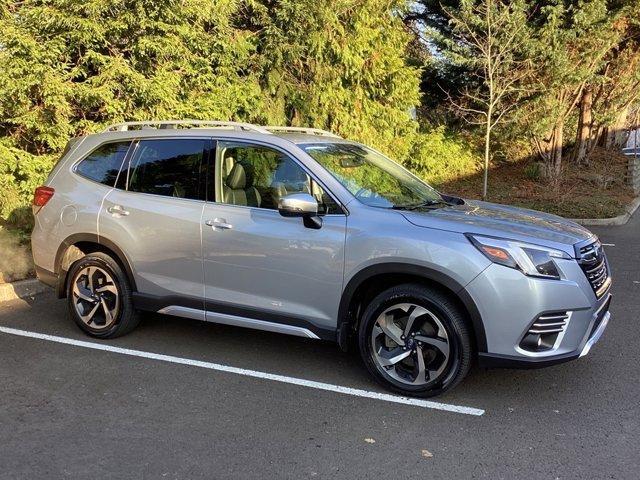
[54,233,137,298]
[337,263,487,353]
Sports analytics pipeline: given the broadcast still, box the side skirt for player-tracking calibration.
[132,293,336,341]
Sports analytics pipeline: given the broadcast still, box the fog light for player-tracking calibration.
[519,312,569,353]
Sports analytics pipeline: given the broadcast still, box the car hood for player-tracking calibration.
[401,199,595,256]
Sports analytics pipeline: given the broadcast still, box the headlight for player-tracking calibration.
[466,234,571,279]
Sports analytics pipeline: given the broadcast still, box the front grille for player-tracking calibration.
[576,240,611,298]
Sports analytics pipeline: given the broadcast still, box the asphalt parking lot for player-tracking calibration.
[1,215,639,479]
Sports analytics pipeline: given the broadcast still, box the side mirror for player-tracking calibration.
[278,193,318,217]
[278,193,322,229]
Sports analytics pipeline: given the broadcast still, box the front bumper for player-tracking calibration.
[466,258,611,369]
[478,300,611,368]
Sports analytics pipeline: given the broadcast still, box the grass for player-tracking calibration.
[436,148,635,219]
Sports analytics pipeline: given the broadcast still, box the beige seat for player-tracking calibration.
[223,162,261,207]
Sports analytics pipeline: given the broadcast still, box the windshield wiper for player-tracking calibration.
[391,199,452,211]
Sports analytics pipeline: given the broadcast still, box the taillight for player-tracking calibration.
[33,186,55,209]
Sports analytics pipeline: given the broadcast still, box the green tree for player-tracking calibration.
[0,0,264,225]
[244,0,423,160]
[525,0,620,178]
[405,0,640,180]
[444,0,533,199]
[0,0,481,228]
[573,2,640,161]
[0,0,264,155]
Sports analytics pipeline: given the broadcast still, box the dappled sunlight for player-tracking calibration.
[436,147,635,218]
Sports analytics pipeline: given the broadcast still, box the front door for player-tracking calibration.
[202,141,346,336]
[99,137,210,312]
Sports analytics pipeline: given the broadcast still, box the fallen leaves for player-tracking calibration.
[364,437,433,459]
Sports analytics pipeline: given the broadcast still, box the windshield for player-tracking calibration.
[301,143,442,209]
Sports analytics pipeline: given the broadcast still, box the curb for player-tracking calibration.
[570,196,640,226]
[0,278,49,303]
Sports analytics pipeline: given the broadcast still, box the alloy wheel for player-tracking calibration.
[370,303,453,387]
[71,266,120,330]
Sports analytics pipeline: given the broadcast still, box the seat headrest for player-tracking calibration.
[226,162,249,189]
[222,155,235,177]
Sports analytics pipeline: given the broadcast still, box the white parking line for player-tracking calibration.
[0,326,484,416]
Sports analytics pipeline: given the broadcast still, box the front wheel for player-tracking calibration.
[66,252,140,338]
[358,284,472,398]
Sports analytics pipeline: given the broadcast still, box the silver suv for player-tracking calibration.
[31,120,612,397]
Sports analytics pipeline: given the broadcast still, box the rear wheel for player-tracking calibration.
[66,252,140,338]
[358,283,472,397]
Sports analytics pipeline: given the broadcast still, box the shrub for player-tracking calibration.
[524,162,542,181]
[0,140,56,230]
[402,127,481,187]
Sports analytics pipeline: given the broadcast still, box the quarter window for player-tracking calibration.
[125,139,207,200]
[76,141,130,186]
[218,142,340,214]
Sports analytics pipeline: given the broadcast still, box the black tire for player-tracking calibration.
[358,283,472,398]
[66,252,140,339]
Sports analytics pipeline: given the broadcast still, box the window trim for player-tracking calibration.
[118,136,212,202]
[71,140,135,188]
[212,138,347,216]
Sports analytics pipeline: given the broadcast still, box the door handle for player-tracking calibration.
[205,218,233,230]
[107,205,130,216]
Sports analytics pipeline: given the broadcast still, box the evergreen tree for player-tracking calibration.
[0,0,479,228]
[241,0,422,160]
[524,0,620,177]
[0,0,264,154]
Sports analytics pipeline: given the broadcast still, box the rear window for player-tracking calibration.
[124,139,207,201]
[75,141,131,186]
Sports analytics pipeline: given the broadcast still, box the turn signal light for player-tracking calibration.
[480,245,511,262]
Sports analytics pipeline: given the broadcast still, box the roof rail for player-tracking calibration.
[102,120,271,134]
[264,126,341,138]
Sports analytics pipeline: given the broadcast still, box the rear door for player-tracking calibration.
[99,137,211,313]
[201,140,347,336]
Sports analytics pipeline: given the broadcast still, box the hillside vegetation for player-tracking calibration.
[1,0,638,234]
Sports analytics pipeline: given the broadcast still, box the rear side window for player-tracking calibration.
[125,139,207,200]
[75,141,130,186]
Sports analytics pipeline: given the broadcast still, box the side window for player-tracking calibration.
[218,142,341,214]
[75,141,130,186]
[125,139,207,200]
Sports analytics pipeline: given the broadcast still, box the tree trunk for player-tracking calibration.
[605,107,629,150]
[548,122,564,180]
[483,117,491,200]
[573,86,592,164]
